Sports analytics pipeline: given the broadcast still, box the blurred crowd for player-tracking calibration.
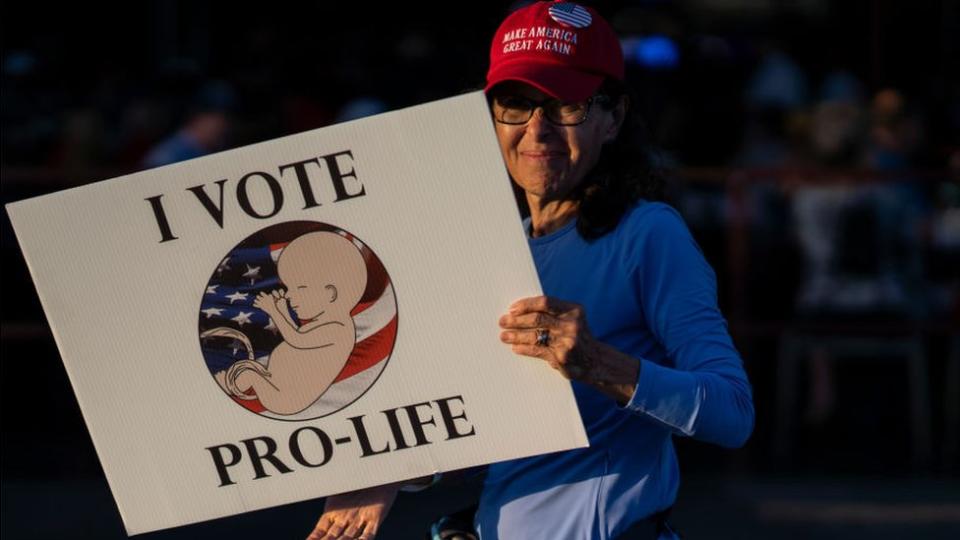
[680,45,960,323]
[3,2,957,324]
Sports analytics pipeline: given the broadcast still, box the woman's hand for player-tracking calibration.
[307,482,401,540]
[499,296,598,381]
[499,296,641,404]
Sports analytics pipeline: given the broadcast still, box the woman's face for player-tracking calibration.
[491,81,623,203]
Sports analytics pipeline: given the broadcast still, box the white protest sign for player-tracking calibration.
[6,92,588,535]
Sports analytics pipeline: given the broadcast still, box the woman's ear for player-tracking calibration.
[604,95,629,143]
[325,284,338,303]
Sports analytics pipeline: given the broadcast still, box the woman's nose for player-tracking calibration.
[525,107,555,139]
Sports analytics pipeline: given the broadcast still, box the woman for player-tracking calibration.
[308,2,754,539]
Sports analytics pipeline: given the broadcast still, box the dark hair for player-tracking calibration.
[574,79,664,240]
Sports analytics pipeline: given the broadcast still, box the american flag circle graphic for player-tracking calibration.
[198,221,397,421]
[547,2,592,28]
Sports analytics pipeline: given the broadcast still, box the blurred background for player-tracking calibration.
[2,0,958,538]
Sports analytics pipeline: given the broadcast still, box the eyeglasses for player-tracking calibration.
[491,94,611,126]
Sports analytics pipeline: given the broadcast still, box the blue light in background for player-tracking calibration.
[623,34,680,69]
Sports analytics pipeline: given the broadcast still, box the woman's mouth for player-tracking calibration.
[521,150,566,162]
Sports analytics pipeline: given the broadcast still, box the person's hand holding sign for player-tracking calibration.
[499,296,641,406]
[307,482,401,540]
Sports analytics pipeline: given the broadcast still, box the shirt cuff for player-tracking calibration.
[622,358,702,436]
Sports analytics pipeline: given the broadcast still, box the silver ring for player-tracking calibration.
[536,328,551,347]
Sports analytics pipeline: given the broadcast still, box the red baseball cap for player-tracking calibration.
[485,1,625,102]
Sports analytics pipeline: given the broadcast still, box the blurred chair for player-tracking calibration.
[775,326,931,468]
[928,180,960,470]
[774,178,933,469]
[946,333,960,471]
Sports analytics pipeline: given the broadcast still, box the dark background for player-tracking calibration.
[2,1,959,538]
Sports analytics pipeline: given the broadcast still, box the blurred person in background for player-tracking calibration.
[335,96,389,123]
[306,2,754,539]
[791,70,868,319]
[141,80,236,168]
[865,88,923,171]
[788,75,930,425]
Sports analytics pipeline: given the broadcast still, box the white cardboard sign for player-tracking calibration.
[6,92,588,535]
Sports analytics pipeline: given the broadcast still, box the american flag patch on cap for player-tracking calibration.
[548,2,592,28]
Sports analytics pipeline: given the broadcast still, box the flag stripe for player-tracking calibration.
[548,3,592,28]
[354,285,396,341]
[334,316,397,382]
[551,12,591,27]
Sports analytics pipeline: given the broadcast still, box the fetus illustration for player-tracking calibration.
[216,231,368,415]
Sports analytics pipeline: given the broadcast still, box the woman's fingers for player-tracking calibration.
[503,330,574,352]
[309,483,400,539]
[511,343,547,359]
[307,517,374,540]
[499,310,560,329]
[343,520,367,538]
[307,515,331,539]
[358,522,377,540]
[326,520,346,537]
[500,329,546,345]
[308,517,346,540]
[500,313,563,352]
[500,296,596,382]
[308,514,341,540]
[508,295,574,316]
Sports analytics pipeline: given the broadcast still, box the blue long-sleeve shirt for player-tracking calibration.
[475,201,754,540]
